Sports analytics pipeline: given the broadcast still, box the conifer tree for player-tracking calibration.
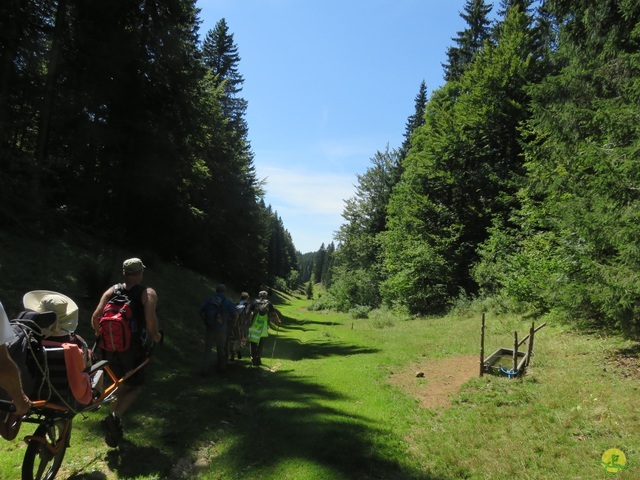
[298,251,315,283]
[202,18,249,139]
[331,146,401,309]
[321,242,335,287]
[399,80,428,160]
[264,209,298,284]
[382,3,542,313]
[0,1,277,291]
[443,0,493,81]
[313,244,326,284]
[198,18,268,286]
[496,0,533,18]
[0,0,55,217]
[475,0,640,335]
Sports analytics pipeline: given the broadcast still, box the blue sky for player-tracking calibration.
[197,0,488,254]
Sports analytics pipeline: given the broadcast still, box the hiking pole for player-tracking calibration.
[269,324,280,371]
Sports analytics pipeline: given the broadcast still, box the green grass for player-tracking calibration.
[1,229,639,479]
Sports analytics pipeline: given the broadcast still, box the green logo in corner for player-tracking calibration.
[601,449,633,476]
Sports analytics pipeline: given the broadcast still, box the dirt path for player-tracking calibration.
[388,354,479,409]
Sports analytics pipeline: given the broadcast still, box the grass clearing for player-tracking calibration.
[1,231,639,479]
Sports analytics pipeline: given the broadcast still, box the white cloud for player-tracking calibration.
[319,139,379,163]
[252,165,354,252]
[260,166,354,216]
[251,138,376,251]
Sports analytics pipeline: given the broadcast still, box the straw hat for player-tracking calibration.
[22,290,79,335]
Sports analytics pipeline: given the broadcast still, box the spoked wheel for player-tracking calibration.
[22,418,70,480]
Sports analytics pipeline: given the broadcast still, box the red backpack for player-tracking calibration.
[98,284,141,352]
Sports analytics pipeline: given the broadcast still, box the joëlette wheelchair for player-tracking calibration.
[0,312,151,480]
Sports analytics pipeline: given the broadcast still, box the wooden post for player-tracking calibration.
[513,331,518,373]
[526,321,535,367]
[480,313,485,377]
[534,322,547,334]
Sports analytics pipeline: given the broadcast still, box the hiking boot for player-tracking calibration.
[101,413,123,448]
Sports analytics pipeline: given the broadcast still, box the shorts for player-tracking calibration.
[101,343,147,388]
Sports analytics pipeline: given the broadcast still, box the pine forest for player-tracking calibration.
[1,0,639,336]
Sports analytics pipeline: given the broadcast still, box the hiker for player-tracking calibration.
[248,291,281,367]
[231,292,252,361]
[91,257,162,447]
[199,284,237,374]
[0,300,32,416]
[226,292,244,362]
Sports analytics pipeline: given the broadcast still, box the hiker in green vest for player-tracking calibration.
[247,291,281,366]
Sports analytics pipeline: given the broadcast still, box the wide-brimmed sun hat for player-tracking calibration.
[23,290,79,334]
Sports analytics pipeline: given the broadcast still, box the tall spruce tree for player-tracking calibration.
[399,80,428,160]
[202,19,249,141]
[0,0,55,220]
[475,0,640,335]
[381,3,542,313]
[497,0,533,18]
[321,242,335,288]
[0,1,274,290]
[298,251,315,284]
[198,18,267,287]
[265,209,298,285]
[331,146,401,309]
[443,0,493,81]
[37,0,208,252]
[313,243,326,284]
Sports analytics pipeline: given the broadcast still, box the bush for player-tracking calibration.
[371,317,395,329]
[369,305,409,328]
[328,266,381,312]
[308,293,338,311]
[286,269,300,291]
[349,305,371,319]
[273,276,288,293]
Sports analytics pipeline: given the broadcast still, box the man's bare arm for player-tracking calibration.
[0,345,31,415]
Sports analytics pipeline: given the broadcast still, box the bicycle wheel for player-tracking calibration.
[22,418,70,480]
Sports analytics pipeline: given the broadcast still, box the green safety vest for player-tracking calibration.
[248,313,268,343]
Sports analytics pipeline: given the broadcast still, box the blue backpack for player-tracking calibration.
[202,297,224,327]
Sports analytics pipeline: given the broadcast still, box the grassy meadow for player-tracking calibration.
[0,229,639,479]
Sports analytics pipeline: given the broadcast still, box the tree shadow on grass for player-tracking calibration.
[63,440,169,480]
[149,366,443,480]
[273,315,379,361]
[283,318,346,331]
[103,441,169,479]
[272,325,379,361]
[614,343,640,356]
[80,306,444,480]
